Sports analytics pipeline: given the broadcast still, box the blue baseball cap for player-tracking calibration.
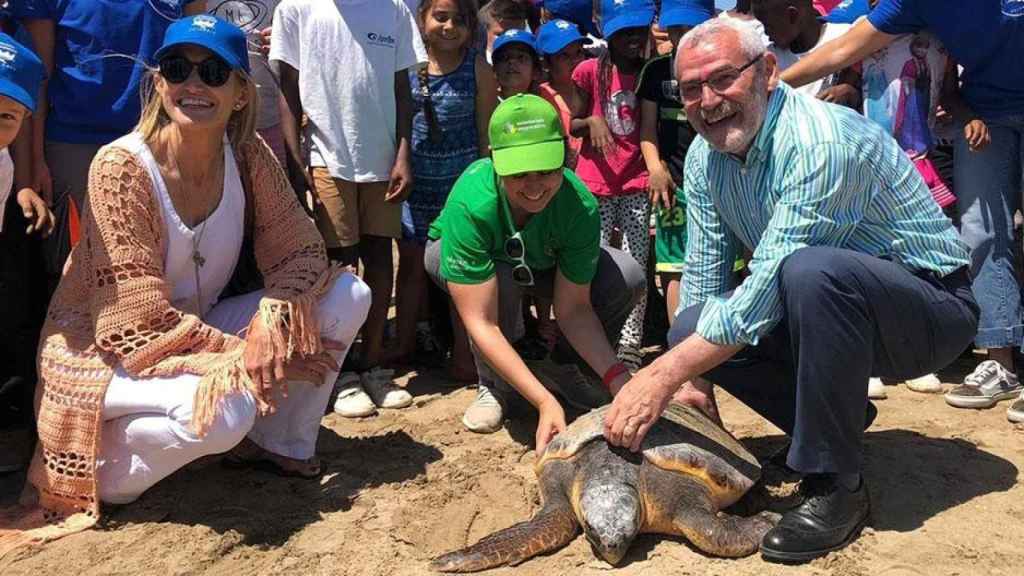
[543,0,599,37]
[154,15,250,73]
[600,0,655,40]
[659,0,714,28]
[492,29,538,59]
[536,19,593,55]
[823,0,870,23]
[0,33,44,113]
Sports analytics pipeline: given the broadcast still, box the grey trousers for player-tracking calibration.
[425,239,645,403]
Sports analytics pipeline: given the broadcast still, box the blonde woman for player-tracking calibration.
[22,15,370,527]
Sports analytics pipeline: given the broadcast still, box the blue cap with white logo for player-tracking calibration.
[543,0,599,37]
[536,19,593,55]
[492,28,538,59]
[659,0,714,28]
[0,33,44,113]
[823,0,870,23]
[600,0,655,40]
[154,15,250,73]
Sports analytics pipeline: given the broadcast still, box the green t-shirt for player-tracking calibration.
[428,159,601,285]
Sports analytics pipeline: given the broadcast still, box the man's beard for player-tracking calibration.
[698,78,769,156]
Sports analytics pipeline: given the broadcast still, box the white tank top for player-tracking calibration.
[110,133,245,318]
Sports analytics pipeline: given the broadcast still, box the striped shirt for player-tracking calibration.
[681,82,969,346]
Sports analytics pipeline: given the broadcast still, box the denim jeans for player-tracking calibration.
[955,114,1024,349]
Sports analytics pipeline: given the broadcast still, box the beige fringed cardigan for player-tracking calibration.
[0,136,337,556]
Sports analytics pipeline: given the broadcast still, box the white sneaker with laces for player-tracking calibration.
[361,367,413,409]
[333,372,376,417]
[867,377,887,400]
[462,385,504,433]
[945,360,1023,409]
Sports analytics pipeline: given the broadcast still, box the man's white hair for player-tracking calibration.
[678,16,768,61]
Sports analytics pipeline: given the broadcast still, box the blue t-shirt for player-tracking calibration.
[34,1,201,145]
[868,0,1024,119]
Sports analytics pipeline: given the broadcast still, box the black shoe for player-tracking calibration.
[761,474,870,563]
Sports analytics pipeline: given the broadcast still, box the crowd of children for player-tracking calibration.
[1,0,1023,488]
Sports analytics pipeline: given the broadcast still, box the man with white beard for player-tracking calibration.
[601,17,979,563]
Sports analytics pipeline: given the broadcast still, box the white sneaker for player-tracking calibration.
[867,377,887,400]
[333,372,376,417]
[945,360,1023,409]
[361,367,413,409]
[462,386,504,433]
[904,373,943,394]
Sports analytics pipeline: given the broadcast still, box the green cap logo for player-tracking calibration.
[489,94,565,176]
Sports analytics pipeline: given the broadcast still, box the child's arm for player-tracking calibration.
[940,59,990,152]
[475,54,499,156]
[24,18,54,202]
[640,98,675,211]
[12,119,54,237]
[386,69,415,203]
[569,82,614,154]
[817,66,863,110]
[272,60,312,199]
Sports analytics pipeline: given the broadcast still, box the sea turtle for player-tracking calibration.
[431,403,778,572]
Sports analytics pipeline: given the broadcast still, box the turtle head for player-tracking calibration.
[578,481,642,565]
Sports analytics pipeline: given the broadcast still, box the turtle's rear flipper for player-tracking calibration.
[430,505,579,573]
[673,505,780,558]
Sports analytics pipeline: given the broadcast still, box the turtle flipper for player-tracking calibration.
[430,505,579,573]
[673,506,780,558]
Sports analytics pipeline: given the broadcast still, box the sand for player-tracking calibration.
[2,353,1023,576]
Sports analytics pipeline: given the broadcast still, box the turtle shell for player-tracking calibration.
[537,403,761,507]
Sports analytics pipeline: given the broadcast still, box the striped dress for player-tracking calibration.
[408,49,479,244]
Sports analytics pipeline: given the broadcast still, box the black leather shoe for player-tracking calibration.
[761,474,870,563]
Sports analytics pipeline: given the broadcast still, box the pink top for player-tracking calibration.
[538,82,581,169]
[571,58,648,197]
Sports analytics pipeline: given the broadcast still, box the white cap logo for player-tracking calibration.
[193,15,218,32]
[504,30,518,37]
[0,46,15,65]
[556,20,571,30]
[614,0,626,6]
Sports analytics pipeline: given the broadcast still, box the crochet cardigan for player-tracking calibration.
[0,135,338,557]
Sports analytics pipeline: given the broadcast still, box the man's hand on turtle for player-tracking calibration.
[604,369,675,452]
[535,396,567,456]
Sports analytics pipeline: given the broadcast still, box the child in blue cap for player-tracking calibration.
[637,0,713,322]
[0,29,51,475]
[492,28,541,98]
[0,32,51,238]
[536,19,590,168]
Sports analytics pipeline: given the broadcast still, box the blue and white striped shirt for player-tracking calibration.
[681,82,969,346]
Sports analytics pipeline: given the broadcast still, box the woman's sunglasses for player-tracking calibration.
[159,55,233,87]
[504,232,534,286]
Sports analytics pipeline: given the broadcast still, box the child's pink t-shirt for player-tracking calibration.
[571,58,648,197]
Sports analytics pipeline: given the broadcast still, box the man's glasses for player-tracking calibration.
[679,52,764,103]
[504,232,534,286]
[159,55,233,87]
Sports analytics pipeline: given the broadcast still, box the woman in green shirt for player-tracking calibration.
[425,94,644,454]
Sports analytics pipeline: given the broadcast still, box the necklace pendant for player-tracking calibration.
[192,250,206,268]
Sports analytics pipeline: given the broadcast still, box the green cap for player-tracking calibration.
[489,94,566,176]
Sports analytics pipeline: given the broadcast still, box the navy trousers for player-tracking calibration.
[669,247,979,474]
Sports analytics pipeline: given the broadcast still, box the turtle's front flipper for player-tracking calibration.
[430,503,579,573]
[673,504,780,558]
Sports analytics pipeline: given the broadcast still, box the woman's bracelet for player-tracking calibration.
[602,362,630,391]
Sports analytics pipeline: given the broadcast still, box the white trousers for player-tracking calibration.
[96,273,371,504]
